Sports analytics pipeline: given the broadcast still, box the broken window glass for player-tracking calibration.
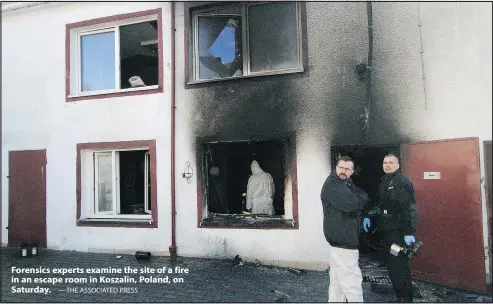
[120,21,159,89]
[197,16,242,80]
[80,31,115,92]
[248,3,299,73]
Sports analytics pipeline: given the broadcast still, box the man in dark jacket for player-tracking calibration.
[321,156,369,302]
[363,154,418,302]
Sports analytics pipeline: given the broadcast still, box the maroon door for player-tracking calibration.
[8,150,47,247]
[401,137,486,293]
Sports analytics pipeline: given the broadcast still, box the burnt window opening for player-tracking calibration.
[204,139,289,217]
[331,145,400,202]
[93,149,151,216]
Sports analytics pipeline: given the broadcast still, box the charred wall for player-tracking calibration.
[183,2,380,149]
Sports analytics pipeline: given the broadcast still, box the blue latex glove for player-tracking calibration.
[363,218,371,232]
[404,235,415,246]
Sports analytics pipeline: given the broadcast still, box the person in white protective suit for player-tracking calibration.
[246,160,275,215]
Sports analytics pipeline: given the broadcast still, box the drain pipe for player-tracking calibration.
[361,1,374,140]
[169,1,177,262]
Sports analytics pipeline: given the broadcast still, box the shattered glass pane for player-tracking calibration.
[198,16,242,80]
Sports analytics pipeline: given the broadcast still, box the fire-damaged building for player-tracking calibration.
[2,1,491,294]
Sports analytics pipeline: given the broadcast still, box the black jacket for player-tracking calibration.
[320,171,369,249]
[374,172,418,235]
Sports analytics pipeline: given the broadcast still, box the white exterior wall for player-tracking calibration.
[2,2,174,254]
[370,2,492,143]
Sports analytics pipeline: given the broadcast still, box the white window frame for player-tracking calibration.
[86,148,152,220]
[93,151,114,216]
[144,151,151,214]
[69,14,159,98]
[190,2,303,83]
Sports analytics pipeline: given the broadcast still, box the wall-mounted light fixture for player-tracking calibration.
[182,161,193,184]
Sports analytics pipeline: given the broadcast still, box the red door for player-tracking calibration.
[401,137,486,293]
[8,150,47,247]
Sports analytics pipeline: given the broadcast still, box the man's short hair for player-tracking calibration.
[337,156,354,168]
[384,153,400,164]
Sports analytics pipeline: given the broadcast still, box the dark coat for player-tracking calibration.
[320,171,370,249]
[375,172,418,235]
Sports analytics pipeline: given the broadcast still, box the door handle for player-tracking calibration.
[6,227,9,229]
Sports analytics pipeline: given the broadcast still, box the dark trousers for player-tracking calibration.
[383,230,413,302]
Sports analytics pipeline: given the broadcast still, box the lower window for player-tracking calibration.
[78,141,157,226]
[198,138,298,228]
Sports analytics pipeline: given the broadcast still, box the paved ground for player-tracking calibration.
[1,247,491,303]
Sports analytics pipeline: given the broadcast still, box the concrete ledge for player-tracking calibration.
[87,248,116,254]
[86,248,171,256]
[115,249,171,257]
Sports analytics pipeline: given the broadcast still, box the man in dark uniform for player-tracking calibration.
[363,154,418,302]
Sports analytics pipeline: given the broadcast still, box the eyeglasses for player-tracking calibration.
[337,166,353,172]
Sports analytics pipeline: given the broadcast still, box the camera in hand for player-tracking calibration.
[390,240,423,260]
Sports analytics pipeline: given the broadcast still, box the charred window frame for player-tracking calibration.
[189,2,303,83]
[197,138,299,229]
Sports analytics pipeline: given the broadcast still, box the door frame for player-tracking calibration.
[482,140,492,290]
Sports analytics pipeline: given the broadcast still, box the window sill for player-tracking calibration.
[199,213,297,229]
[77,217,154,228]
[67,85,161,102]
[69,85,159,98]
[187,68,304,85]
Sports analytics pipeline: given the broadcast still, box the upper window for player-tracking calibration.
[67,9,162,101]
[190,2,303,83]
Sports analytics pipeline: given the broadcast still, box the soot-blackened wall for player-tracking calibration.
[180,2,381,149]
